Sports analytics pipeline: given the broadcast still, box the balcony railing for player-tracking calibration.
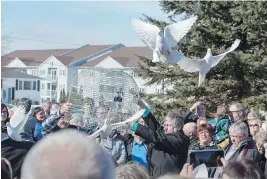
[47,75,57,81]
[41,90,57,98]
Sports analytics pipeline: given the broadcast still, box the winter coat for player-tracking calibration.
[131,107,190,178]
[224,139,261,164]
[101,133,127,166]
[1,138,34,178]
[20,116,43,142]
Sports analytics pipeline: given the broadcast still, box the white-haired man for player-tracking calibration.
[224,121,260,163]
[130,100,190,178]
[183,122,198,147]
[21,130,115,179]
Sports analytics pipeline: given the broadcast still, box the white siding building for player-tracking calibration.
[1,44,165,103]
[1,67,42,104]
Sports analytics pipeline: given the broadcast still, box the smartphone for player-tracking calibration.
[189,149,225,168]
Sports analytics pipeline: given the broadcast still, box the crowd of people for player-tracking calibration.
[1,97,267,179]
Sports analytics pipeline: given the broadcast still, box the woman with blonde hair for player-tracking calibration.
[254,130,267,174]
[248,117,262,139]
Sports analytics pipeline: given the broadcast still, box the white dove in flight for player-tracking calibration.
[6,105,31,141]
[178,39,241,87]
[131,16,197,64]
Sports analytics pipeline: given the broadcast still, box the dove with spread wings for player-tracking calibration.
[6,106,31,141]
[178,39,241,87]
[131,16,197,64]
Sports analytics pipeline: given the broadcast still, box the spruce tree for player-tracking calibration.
[62,89,67,103]
[135,1,267,119]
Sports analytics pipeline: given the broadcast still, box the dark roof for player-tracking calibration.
[2,49,74,66]
[1,67,42,79]
[1,45,115,67]
[62,44,114,65]
[81,46,152,67]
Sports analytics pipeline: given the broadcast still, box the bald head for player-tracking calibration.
[21,130,115,179]
[229,103,245,122]
[183,122,197,139]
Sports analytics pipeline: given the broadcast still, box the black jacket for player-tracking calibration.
[134,111,190,178]
[1,138,34,178]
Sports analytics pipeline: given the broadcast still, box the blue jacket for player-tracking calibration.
[20,116,43,142]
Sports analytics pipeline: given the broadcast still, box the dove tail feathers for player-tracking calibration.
[152,51,160,62]
[198,72,206,87]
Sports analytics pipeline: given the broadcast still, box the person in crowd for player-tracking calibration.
[183,122,198,148]
[248,110,259,120]
[20,107,46,142]
[42,103,98,136]
[222,159,265,179]
[114,92,123,102]
[183,101,208,124]
[130,99,190,178]
[125,119,148,169]
[21,130,115,179]
[229,103,246,123]
[197,117,207,127]
[208,105,231,148]
[70,113,85,127]
[254,130,267,174]
[50,102,60,115]
[224,121,260,163]
[248,117,262,139]
[101,129,127,166]
[1,103,10,135]
[42,100,51,118]
[2,103,34,178]
[188,124,218,177]
[189,124,218,150]
[115,164,149,179]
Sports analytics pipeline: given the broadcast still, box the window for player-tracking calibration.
[19,81,23,90]
[24,81,32,90]
[41,83,45,89]
[32,69,37,76]
[33,81,37,90]
[52,85,57,90]
[31,69,36,76]
[63,70,66,76]
[47,83,51,90]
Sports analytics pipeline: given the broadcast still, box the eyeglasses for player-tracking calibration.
[249,124,259,128]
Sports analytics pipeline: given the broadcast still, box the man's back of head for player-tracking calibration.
[183,122,197,138]
[21,129,115,179]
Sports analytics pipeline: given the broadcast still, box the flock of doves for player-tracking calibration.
[131,16,241,87]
